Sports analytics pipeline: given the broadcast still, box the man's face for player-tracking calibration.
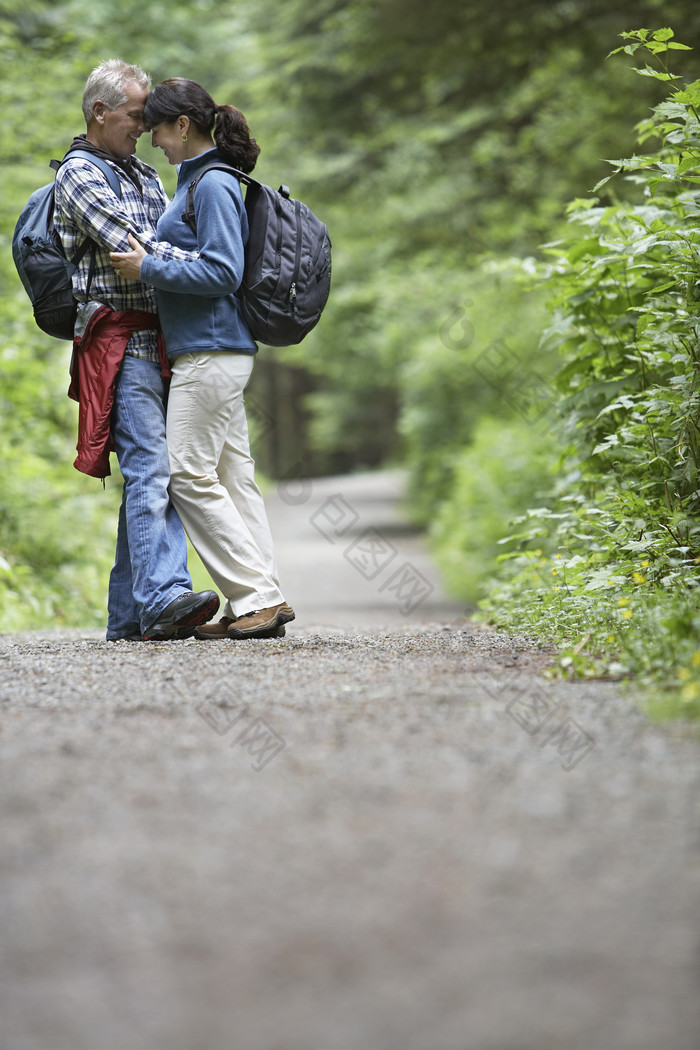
[93,80,147,158]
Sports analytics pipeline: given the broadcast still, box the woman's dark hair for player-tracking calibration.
[144,78,260,173]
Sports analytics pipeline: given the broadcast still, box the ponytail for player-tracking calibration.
[214,104,261,174]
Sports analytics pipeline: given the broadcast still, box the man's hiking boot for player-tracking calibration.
[194,615,287,640]
[143,590,220,640]
[226,603,295,639]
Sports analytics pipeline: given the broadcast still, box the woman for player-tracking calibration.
[110,79,294,640]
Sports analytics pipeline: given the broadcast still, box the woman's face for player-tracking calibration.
[150,120,188,165]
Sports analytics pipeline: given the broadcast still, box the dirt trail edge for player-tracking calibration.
[1,471,699,1050]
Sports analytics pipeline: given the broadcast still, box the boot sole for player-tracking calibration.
[227,609,295,639]
[195,623,287,641]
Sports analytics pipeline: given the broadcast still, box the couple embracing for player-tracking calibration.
[55,60,294,642]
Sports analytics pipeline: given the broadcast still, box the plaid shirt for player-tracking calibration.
[54,154,197,358]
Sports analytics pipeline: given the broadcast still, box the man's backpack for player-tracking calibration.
[12,151,122,341]
[182,163,331,347]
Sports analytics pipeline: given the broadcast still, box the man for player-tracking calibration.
[54,60,219,641]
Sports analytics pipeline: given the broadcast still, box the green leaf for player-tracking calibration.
[591,172,617,192]
[635,65,681,82]
[678,154,700,177]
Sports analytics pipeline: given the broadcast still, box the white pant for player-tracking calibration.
[166,351,284,618]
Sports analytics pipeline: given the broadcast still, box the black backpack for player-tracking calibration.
[12,151,122,341]
[182,163,331,347]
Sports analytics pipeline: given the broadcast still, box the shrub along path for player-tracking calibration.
[1,471,699,1050]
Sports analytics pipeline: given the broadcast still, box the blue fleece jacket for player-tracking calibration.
[140,148,257,358]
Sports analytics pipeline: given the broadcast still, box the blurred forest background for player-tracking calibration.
[1,0,699,706]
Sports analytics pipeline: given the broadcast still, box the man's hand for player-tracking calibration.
[110,233,147,280]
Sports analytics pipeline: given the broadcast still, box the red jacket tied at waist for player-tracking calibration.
[68,307,170,479]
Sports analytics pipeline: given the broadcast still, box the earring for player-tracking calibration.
[181,133,188,142]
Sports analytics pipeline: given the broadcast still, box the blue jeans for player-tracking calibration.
[105,355,192,639]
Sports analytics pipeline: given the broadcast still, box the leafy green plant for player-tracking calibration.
[480,28,700,717]
[0,300,120,631]
[429,416,556,603]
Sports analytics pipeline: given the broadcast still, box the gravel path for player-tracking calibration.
[1,472,699,1050]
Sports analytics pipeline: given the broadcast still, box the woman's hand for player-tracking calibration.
[110,233,147,280]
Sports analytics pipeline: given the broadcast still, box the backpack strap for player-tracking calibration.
[52,151,124,294]
[182,163,282,236]
[61,150,123,198]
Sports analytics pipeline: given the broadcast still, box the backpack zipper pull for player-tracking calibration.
[289,282,297,309]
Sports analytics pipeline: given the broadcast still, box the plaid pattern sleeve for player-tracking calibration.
[54,156,198,357]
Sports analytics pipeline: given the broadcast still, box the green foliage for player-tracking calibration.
[247,0,699,475]
[429,416,556,603]
[397,258,553,519]
[479,29,700,716]
[0,308,120,629]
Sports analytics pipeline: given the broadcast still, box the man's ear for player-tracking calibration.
[93,101,106,124]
